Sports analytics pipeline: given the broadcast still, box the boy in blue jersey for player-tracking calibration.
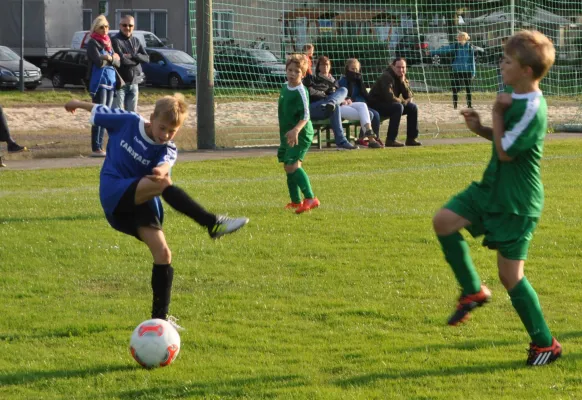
[65,94,248,327]
[432,30,561,366]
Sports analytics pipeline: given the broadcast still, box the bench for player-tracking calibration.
[311,119,361,149]
[311,116,390,149]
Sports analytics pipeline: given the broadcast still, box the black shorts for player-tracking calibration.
[105,178,163,240]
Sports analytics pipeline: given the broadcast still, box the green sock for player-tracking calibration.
[291,168,314,199]
[437,232,481,295]
[508,277,553,347]
[286,173,302,204]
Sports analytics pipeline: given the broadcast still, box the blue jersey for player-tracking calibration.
[90,105,178,216]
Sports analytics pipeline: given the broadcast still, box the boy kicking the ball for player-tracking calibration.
[278,54,320,214]
[65,94,248,328]
[432,30,562,366]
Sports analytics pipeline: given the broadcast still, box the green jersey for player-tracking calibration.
[278,83,314,142]
[482,90,547,217]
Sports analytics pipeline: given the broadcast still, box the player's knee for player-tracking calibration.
[154,245,172,264]
[432,210,450,235]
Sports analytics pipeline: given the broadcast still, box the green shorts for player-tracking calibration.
[444,182,539,260]
[277,134,312,165]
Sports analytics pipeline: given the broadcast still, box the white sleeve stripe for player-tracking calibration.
[299,86,310,120]
[89,104,99,125]
[501,96,541,151]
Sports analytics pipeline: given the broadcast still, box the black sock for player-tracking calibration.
[162,185,216,227]
[151,263,174,320]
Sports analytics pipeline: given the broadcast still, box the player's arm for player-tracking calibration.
[286,120,308,147]
[146,146,178,181]
[492,93,513,161]
[460,109,493,141]
[64,99,94,113]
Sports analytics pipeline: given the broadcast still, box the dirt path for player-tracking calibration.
[3,134,581,171]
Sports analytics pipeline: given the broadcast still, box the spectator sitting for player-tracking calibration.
[338,58,383,148]
[303,56,358,150]
[367,57,421,147]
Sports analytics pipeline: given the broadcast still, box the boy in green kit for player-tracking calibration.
[432,30,562,366]
[278,54,320,214]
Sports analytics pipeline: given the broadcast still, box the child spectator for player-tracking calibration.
[430,32,476,109]
[432,30,561,366]
[338,58,383,148]
[278,54,320,213]
[64,93,249,328]
[302,44,314,76]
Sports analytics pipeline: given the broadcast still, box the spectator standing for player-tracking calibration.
[112,15,149,112]
[86,14,120,157]
[338,58,383,147]
[302,44,314,76]
[431,32,476,109]
[368,58,421,147]
[0,105,27,167]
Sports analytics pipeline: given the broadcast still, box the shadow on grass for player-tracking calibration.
[116,374,305,399]
[0,214,102,224]
[402,330,582,354]
[334,334,582,388]
[0,364,135,386]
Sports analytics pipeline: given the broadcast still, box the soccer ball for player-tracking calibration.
[130,319,181,368]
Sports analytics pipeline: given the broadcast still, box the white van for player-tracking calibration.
[71,30,166,50]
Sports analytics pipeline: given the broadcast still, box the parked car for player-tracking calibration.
[44,49,89,88]
[142,48,209,89]
[71,30,167,51]
[0,46,42,90]
[394,35,430,65]
[44,48,145,89]
[214,47,286,88]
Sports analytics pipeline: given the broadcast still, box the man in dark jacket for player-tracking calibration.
[111,16,149,111]
[368,58,421,147]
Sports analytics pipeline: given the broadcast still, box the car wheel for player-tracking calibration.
[431,55,441,66]
[168,73,182,89]
[51,73,65,88]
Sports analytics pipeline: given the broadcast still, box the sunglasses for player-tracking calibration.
[99,25,109,29]
[121,24,134,28]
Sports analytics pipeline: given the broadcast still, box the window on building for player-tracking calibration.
[213,10,234,39]
[115,9,168,38]
[83,9,93,31]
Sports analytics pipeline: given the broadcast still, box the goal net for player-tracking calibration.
[189,0,582,147]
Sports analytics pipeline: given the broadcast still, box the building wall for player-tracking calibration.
[83,0,191,53]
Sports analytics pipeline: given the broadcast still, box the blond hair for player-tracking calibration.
[457,32,470,42]
[504,30,555,80]
[91,15,109,33]
[302,43,314,52]
[286,54,308,75]
[153,93,188,126]
[344,58,361,75]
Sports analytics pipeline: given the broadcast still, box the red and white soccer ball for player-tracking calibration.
[130,319,180,368]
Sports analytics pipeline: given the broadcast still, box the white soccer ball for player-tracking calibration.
[130,319,180,368]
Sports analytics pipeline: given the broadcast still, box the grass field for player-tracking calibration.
[1,140,582,399]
